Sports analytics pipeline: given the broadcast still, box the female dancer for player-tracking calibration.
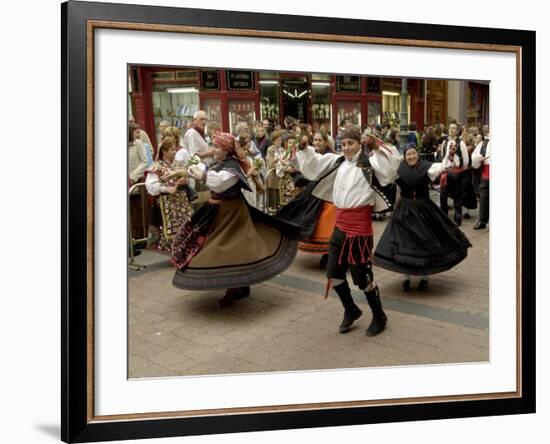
[276,131,337,268]
[373,145,472,291]
[171,133,299,307]
[145,136,193,253]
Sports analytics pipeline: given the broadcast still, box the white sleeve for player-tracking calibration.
[296,146,339,180]
[370,144,402,186]
[460,141,470,168]
[129,141,149,182]
[145,172,164,196]
[175,148,191,164]
[471,143,484,169]
[205,169,240,193]
[426,160,453,181]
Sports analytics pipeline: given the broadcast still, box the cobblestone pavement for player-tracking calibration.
[128,208,489,378]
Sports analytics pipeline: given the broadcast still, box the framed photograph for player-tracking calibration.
[62,1,535,442]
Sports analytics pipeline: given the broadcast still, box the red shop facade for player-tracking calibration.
[129,65,426,152]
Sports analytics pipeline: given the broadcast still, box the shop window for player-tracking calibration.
[311,83,332,134]
[336,101,361,129]
[202,99,222,126]
[382,91,410,126]
[151,84,199,141]
[368,102,382,126]
[259,82,280,122]
[228,99,256,134]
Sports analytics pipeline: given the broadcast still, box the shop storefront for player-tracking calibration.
[129,65,425,152]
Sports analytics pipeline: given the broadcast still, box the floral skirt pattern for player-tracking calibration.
[147,190,193,253]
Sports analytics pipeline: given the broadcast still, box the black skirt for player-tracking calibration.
[373,197,472,275]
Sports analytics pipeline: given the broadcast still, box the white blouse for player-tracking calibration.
[296,145,401,209]
[145,172,165,196]
[471,141,491,169]
[425,157,460,181]
[205,169,239,193]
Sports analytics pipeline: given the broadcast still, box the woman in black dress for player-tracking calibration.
[373,145,471,291]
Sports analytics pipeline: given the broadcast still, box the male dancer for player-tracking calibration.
[472,138,490,229]
[296,127,400,336]
[438,123,470,226]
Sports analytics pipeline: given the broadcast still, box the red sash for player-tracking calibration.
[334,206,373,265]
[482,164,490,180]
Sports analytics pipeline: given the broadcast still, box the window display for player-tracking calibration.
[202,98,222,125]
[151,84,199,139]
[368,101,382,126]
[336,101,361,127]
[311,83,332,133]
[260,82,280,122]
[228,99,256,134]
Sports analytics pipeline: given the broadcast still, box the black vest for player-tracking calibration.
[442,137,464,168]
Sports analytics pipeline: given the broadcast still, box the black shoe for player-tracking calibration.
[473,222,487,230]
[364,286,388,336]
[219,287,250,308]
[319,254,328,270]
[403,279,411,292]
[463,213,472,219]
[366,312,388,336]
[339,305,362,333]
[418,279,429,291]
[455,218,462,227]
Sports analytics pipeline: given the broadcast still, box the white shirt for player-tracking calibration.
[471,141,491,169]
[182,127,209,155]
[296,145,401,209]
[128,140,150,182]
[441,137,469,168]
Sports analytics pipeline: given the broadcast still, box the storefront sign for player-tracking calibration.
[336,75,361,93]
[200,70,220,90]
[367,77,381,93]
[226,70,255,90]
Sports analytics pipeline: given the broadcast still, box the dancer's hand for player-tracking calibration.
[188,165,204,180]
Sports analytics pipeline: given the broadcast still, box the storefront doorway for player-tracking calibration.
[281,77,310,123]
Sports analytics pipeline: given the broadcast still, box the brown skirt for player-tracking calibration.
[172,197,299,290]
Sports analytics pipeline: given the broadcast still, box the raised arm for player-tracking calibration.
[295,146,339,180]
[370,144,402,186]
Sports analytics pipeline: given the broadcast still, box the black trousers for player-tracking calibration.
[326,227,374,290]
[479,178,490,223]
[440,171,470,222]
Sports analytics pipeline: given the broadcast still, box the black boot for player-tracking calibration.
[334,281,362,333]
[219,287,250,308]
[364,286,387,336]
[402,279,411,292]
[417,279,429,291]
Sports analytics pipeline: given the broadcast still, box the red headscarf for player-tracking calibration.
[213,133,250,174]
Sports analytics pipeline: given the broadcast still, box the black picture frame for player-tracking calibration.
[62,1,536,442]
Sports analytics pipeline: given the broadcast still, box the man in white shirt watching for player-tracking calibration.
[183,110,214,161]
